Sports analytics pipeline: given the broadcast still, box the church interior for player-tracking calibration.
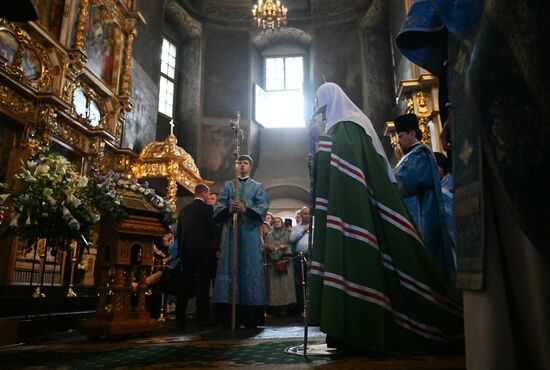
[0,0,548,369]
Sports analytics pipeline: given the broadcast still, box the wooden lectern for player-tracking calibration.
[82,193,165,338]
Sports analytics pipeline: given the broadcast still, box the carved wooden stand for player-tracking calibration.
[82,198,165,338]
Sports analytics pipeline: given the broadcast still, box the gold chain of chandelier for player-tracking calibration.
[251,0,288,30]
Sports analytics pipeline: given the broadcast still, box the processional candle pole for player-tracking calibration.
[302,106,323,355]
[230,111,243,332]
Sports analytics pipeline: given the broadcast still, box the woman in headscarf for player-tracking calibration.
[260,221,271,247]
[307,82,463,354]
[264,216,296,315]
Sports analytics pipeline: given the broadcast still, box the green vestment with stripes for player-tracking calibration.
[307,121,463,354]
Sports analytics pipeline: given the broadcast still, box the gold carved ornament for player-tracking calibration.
[62,50,87,104]
[131,131,213,211]
[405,92,432,145]
[397,73,442,150]
[406,96,414,114]
[0,84,34,116]
[415,90,432,145]
[0,19,53,93]
[384,121,403,161]
[23,104,58,156]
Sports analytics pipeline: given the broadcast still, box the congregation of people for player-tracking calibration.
[144,155,320,329]
[148,209,315,321]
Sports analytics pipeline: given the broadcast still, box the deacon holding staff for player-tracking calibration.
[212,154,270,329]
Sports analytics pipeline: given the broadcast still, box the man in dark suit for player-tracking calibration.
[176,184,218,326]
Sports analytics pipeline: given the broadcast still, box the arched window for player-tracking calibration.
[256,55,305,128]
[158,37,177,118]
[252,28,312,129]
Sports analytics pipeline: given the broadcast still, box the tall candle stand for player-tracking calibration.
[158,262,167,323]
[299,252,307,318]
[32,243,47,298]
[66,241,78,297]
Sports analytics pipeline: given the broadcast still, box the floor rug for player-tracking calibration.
[0,320,465,370]
[0,337,466,369]
[0,339,335,369]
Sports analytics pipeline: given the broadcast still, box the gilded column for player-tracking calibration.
[75,0,90,49]
[166,161,178,212]
[415,91,432,145]
[121,18,137,100]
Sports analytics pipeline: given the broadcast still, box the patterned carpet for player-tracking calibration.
[0,336,465,369]
[0,319,465,369]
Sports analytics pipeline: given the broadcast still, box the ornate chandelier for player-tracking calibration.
[251,0,288,30]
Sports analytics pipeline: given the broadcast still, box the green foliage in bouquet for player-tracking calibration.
[0,152,176,250]
[88,171,176,230]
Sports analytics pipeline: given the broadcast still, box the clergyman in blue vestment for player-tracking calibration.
[392,114,456,285]
[212,154,270,328]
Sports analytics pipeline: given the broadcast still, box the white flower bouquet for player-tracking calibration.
[1,152,176,250]
[1,152,99,249]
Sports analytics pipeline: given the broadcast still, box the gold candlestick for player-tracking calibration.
[158,292,166,323]
[32,242,47,298]
[32,285,45,298]
[66,241,78,297]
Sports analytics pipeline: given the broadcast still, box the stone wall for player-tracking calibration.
[128,0,400,209]
[312,20,364,108]
[361,0,397,163]
[203,27,251,119]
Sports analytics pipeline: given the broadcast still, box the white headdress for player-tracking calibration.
[315,82,395,182]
